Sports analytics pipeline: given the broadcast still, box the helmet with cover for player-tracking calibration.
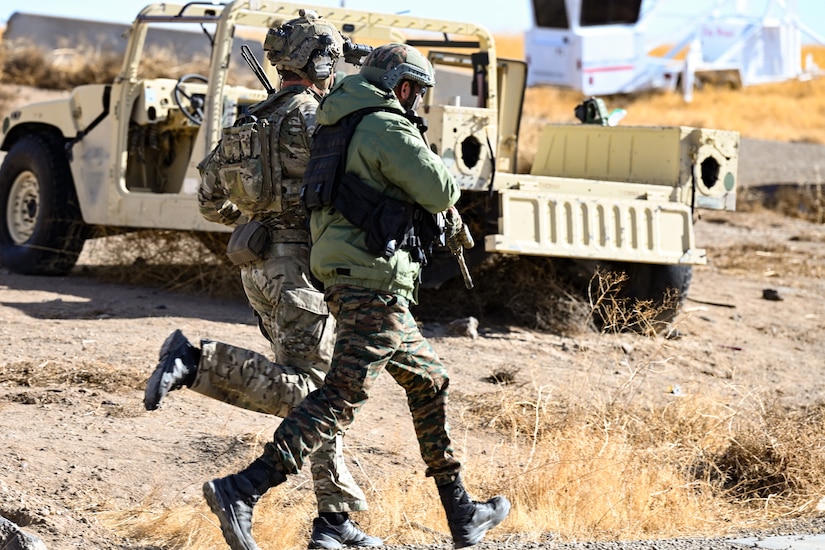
[359,43,435,91]
[263,9,345,85]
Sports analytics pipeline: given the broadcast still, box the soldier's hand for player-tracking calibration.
[444,206,473,253]
[445,206,462,236]
[444,207,463,252]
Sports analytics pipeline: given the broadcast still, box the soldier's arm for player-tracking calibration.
[280,101,315,179]
[196,144,245,226]
[376,116,459,213]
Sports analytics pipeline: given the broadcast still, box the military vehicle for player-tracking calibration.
[0,1,738,323]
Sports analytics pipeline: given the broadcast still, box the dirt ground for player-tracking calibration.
[2,84,825,549]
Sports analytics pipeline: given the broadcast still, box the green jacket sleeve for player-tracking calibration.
[357,113,459,214]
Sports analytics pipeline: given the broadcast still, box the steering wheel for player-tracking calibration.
[173,74,209,125]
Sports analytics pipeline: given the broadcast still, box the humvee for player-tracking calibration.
[0,1,738,322]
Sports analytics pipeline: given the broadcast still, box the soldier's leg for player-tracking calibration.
[386,298,509,547]
[267,291,366,513]
[144,330,319,415]
[244,257,368,513]
[242,244,334,383]
[192,340,316,417]
[383,307,461,480]
[198,342,369,511]
[147,246,330,412]
[262,287,400,475]
[310,435,367,513]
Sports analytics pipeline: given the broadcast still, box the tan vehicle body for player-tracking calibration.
[0,1,737,308]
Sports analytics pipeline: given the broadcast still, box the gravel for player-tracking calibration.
[373,516,825,550]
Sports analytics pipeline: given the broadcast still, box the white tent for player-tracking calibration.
[525,0,825,100]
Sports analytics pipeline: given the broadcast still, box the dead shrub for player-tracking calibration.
[77,229,243,300]
[588,267,683,336]
[415,254,594,335]
[699,404,825,510]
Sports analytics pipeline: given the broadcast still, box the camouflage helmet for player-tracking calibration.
[359,43,435,91]
[263,9,345,84]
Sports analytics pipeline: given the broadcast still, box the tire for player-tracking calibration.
[0,134,87,275]
[596,261,693,332]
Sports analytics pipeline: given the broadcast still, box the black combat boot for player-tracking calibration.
[203,458,286,550]
[309,513,384,549]
[144,329,200,410]
[437,475,510,549]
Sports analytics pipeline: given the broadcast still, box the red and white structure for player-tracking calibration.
[525,0,825,100]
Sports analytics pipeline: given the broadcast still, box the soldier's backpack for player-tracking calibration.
[213,110,284,215]
[204,88,314,216]
[198,90,313,264]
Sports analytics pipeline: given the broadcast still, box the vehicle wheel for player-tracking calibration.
[595,261,692,333]
[0,134,87,275]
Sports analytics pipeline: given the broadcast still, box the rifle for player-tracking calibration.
[241,44,275,94]
[445,208,475,289]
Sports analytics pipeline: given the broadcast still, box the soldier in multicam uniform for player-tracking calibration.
[202,43,510,550]
[142,10,381,550]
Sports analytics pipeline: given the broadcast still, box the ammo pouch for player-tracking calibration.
[336,173,414,259]
[218,117,282,214]
[226,221,272,265]
[335,173,433,261]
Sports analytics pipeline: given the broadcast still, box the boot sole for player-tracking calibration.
[203,480,260,550]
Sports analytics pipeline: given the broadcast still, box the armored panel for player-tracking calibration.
[486,185,706,265]
[425,104,496,191]
[530,125,738,210]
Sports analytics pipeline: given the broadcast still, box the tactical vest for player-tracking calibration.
[215,89,312,216]
[302,107,445,264]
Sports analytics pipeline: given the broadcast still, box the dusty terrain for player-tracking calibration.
[1,84,825,549]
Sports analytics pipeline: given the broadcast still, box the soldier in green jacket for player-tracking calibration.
[203,43,510,550]
[143,11,380,549]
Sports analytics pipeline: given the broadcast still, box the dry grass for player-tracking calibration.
[0,38,212,90]
[738,183,825,224]
[91,277,808,549]
[77,230,243,299]
[97,381,825,548]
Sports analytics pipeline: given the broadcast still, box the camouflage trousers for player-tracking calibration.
[262,285,462,485]
[242,242,334,381]
[189,243,366,512]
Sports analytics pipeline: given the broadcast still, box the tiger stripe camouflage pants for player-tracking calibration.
[188,244,367,512]
[262,284,462,485]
